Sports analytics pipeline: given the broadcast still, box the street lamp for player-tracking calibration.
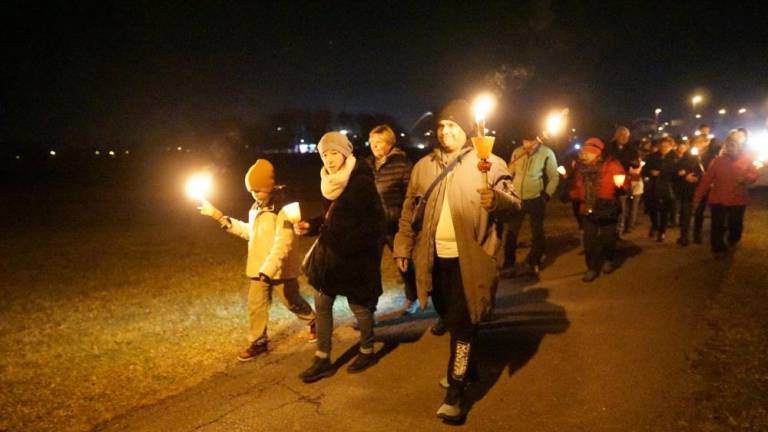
[654,108,662,123]
[738,108,747,115]
[718,108,727,115]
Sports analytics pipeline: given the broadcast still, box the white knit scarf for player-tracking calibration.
[320,155,356,200]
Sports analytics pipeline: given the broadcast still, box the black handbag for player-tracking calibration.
[301,202,337,287]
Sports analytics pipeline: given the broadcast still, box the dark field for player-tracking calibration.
[0,153,408,431]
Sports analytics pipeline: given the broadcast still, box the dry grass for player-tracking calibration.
[0,157,406,432]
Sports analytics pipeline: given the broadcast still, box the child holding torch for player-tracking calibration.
[198,159,316,361]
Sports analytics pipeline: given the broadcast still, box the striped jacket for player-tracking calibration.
[366,147,413,237]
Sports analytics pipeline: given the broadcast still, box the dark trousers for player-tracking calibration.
[432,257,477,404]
[648,195,673,233]
[384,238,417,302]
[583,219,618,272]
[572,200,584,230]
[710,205,746,253]
[505,196,546,267]
[678,194,694,239]
[693,195,708,239]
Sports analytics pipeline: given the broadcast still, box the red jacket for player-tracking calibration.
[570,159,628,213]
[694,153,759,206]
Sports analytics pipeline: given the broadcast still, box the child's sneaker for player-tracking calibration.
[238,341,268,362]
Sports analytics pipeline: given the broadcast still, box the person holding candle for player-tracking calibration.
[674,138,703,246]
[294,131,386,382]
[198,159,317,361]
[393,99,520,424]
[642,136,677,242]
[691,125,722,244]
[569,138,629,282]
[693,130,760,256]
[503,128,559,277]
[365,124,418,314]
[606,126,641,235]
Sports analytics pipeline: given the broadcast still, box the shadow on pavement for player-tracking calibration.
[464,287,570,416]
[541,232,582,268]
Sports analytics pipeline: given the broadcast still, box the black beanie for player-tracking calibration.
[437,99,474,135]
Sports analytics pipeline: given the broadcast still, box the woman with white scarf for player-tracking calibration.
[294,132,386,383]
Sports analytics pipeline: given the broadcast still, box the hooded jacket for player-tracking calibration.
[393,144,520,323]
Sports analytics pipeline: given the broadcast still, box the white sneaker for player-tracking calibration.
[439,376,449,389]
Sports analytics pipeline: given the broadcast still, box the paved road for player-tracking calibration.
[96,201,762,431]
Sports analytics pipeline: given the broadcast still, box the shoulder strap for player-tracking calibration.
[422,147,471,203]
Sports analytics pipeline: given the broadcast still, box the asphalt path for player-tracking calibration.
[96,203,755,431]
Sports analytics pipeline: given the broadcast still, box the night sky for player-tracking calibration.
[3,1,768,147]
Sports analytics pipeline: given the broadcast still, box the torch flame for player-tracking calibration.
[185,173,213,201]
[545,109,569,137]
[472,94,496,123]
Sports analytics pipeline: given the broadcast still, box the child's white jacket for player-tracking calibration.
[225,202,301,280]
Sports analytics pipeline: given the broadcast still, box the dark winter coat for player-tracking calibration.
[365,147,413,238]
[642,151,677,201]
[673,152,703,199]
[306,160,385,307]
[606,140,641,172]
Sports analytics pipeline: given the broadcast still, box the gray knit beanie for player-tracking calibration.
[318,132,353,157]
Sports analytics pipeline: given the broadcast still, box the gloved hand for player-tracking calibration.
[198,200,224,221]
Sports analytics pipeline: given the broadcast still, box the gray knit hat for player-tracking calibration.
[437,99,474,135]
[318,132,353,157]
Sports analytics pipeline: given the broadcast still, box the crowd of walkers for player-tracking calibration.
[197,99,764,425]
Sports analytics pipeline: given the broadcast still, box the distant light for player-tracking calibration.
[695,114,702,119]
[491,130,497,135]
[718,108,727,115]
[95,150,100,155]
[738,108,747,114]
[416,144,426,150]
[545,109,569,137]
[364,141,369,147]
[339,129,349,136]
[484,127,490,134]
[692,95,703,105]
[15,155,21,160]
[654,108,662,115]
[49,150,56,156]
[400,133,406,137]
[574,144,581,150]
[276,126,283,132]
[424,131,432,136]
[109,150,116,156]
[708,134,715,139]
[299,144,309,153]
[300,139,305,143]
[694,130,701,136]
[177,146,182,151]
[664,122,670,126]
[682,136,689,141]
[658,126,664,131]
[571,128,577,133]
[124,150,130,155]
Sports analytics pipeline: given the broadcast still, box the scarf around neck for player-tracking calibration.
[321,154,356,200]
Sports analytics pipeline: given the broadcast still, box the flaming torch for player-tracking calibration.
[471,94,497,188]
[185,172,213,205]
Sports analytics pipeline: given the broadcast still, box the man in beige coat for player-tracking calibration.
[393,99,520,423]
[200,159,316,361]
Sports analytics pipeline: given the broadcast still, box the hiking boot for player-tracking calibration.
[430,319,447,336]
[238,341,268,362]
[299,356,335,383]
[582,270,599,283]
[307,319,317,343]
[347,352,377,374]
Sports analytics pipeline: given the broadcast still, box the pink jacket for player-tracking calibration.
[694,153,759,206]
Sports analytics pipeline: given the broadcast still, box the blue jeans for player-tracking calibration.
[314,291,375,356]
